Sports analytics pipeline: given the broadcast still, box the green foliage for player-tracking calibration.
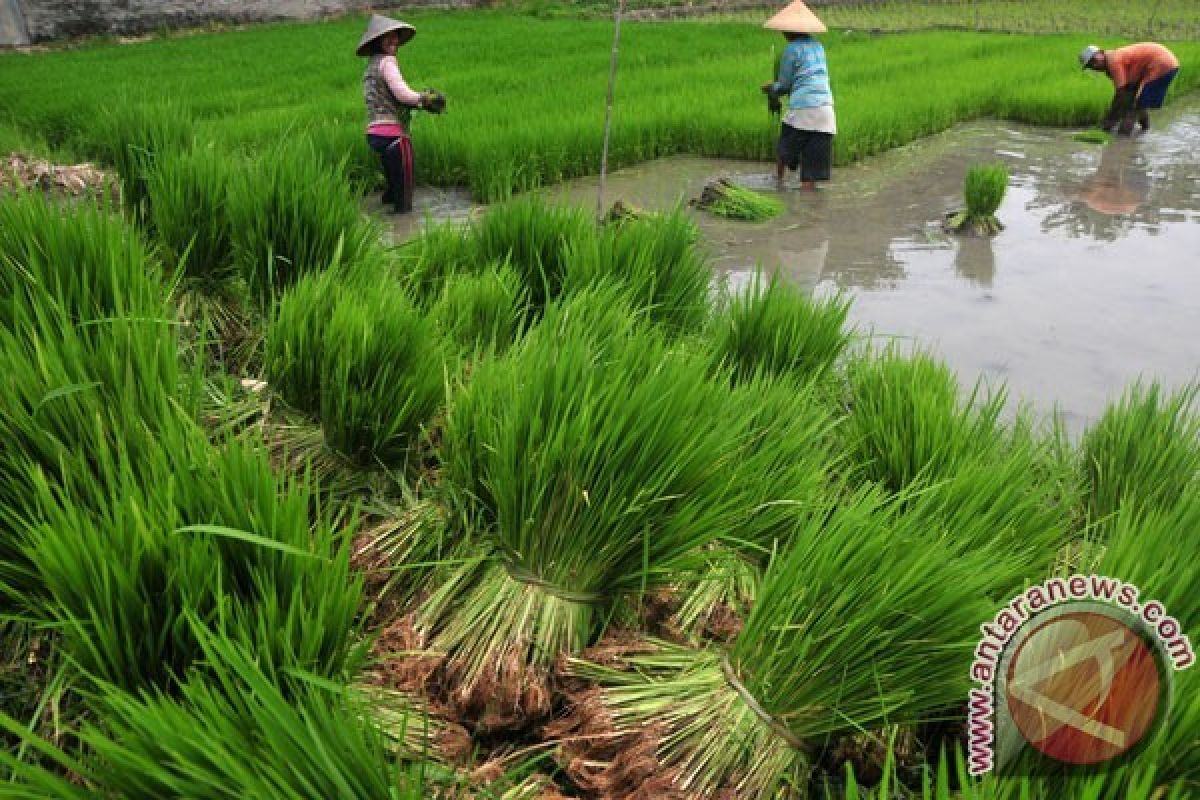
[0,634,426,799]
[695,179,785,221]
[89,100,193,218]
[1079,382,1200,525]
[431,264,531,355]
[144,143,238,289]
[1073,128,1112,144]
[227,138,383,308]
[0,191,162,327]
[265,273,445,469]
[708,273,852,384]
[965,161,1008,218]
[10,433,363,695]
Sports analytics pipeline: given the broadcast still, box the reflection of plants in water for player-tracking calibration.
[953,232,996,288]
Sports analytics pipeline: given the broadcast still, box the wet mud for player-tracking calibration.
[379,98,1200,433]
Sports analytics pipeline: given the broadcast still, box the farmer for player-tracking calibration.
[357,14,442,213]
[1079,43,1180,136]
[760,0,836,190]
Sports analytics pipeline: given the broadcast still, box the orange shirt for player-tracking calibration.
[1106,43,1180,88]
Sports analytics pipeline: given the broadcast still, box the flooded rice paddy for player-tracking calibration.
[382,97,1200,433]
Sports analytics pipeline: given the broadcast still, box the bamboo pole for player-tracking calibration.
[597,0,626,223]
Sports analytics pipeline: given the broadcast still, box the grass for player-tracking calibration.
[2,13,1197,202]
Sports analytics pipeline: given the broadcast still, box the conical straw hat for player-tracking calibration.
[764,1,827,34]
[356,14,416,57]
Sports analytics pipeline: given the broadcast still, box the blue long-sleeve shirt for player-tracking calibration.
[770,37,834,109]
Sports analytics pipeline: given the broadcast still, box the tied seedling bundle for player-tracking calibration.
[944,162,1008,235]
[414,285,838,729]
[692,178,784,221]
[560,488,1000,798]
[1073,129,1112,145]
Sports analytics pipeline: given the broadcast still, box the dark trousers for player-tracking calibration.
[367,133,414,213]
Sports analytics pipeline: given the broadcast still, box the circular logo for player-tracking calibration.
[1005,610,1164,765]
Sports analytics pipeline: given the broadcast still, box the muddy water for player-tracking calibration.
[379,98,1200,433]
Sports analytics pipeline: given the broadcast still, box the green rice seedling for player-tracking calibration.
[842,348,1008,491]
[0,191,163,327]
[1073,128,1112,144]
[562,207,711,335]
[1078,381,1200,526]
[567,487,1000,799]
[8,427,363,695]
[694,178,785,221]
[708,272,853,385]
[89,100,193,219]
[946,162,1009,235]
[471,195,594,311]
[228,137,384,308]
[263,269,346,418]
[431,263,531,356]
[0,633,429,799]
[391,220,479,307]
[144,142,238,290]
[319,285,446,469]
[424,287,827,716]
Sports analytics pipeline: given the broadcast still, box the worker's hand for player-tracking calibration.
[420,89,446,114]
[761,82,775,94]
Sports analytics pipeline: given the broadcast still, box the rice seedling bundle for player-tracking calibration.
[265,273,445,469]
[227,138,383,308]
[1073,129,1112,145]
[90,101,193,219]
[144,143,238,290]
[946,162,1008,236]
[708,273,853,385]
[7,432,362,695]
[562,207,711,335]
[0,191,162,327]
[392,221,478,306]
[567,489,1000,798]
[423,286,836,715]
[431,264,530,355]
[693,178,785,221]
[0,633,427,799]
[1078,381,1200,526]
[318,286,446,469]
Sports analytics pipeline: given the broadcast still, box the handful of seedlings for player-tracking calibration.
[1073,129,1111,145]
[944,162,1008,236]
[692,178,784,222]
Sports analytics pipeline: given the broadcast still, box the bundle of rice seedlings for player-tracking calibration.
[843,349,1072,596]
[228,138,383,308]
[90,100,193,219]
[1078,381,1200,526]
[0,633,430,799]
[562,208,711,335]
[392,221,478,307]
[0,190,162,327]
[692,178,784,221]
[7,430,364,695]
[144,143,238,291]
[471,196,593,311]
[265,273,445,470]
[319,286,445,469]
[843,349,1008,490]
[431,263,531,356]
[1073,129,1112,145]
[945,162,1008,236]
[708,272,853,385]
[563,488,999,799]
[420,287,816,726]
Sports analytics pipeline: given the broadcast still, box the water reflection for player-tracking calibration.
[952,232,996,289]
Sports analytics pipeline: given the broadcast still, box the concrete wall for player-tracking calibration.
[0,0,30,46]
[4,1,476,46]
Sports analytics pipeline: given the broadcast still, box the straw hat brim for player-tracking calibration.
[764,1,827,34]
[356,15,416,57]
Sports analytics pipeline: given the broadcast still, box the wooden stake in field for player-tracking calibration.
[597,0,626,222]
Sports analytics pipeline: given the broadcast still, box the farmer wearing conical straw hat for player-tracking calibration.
[357,14,445,214]
[761,1,835,190]
[1079,42,1179,136]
